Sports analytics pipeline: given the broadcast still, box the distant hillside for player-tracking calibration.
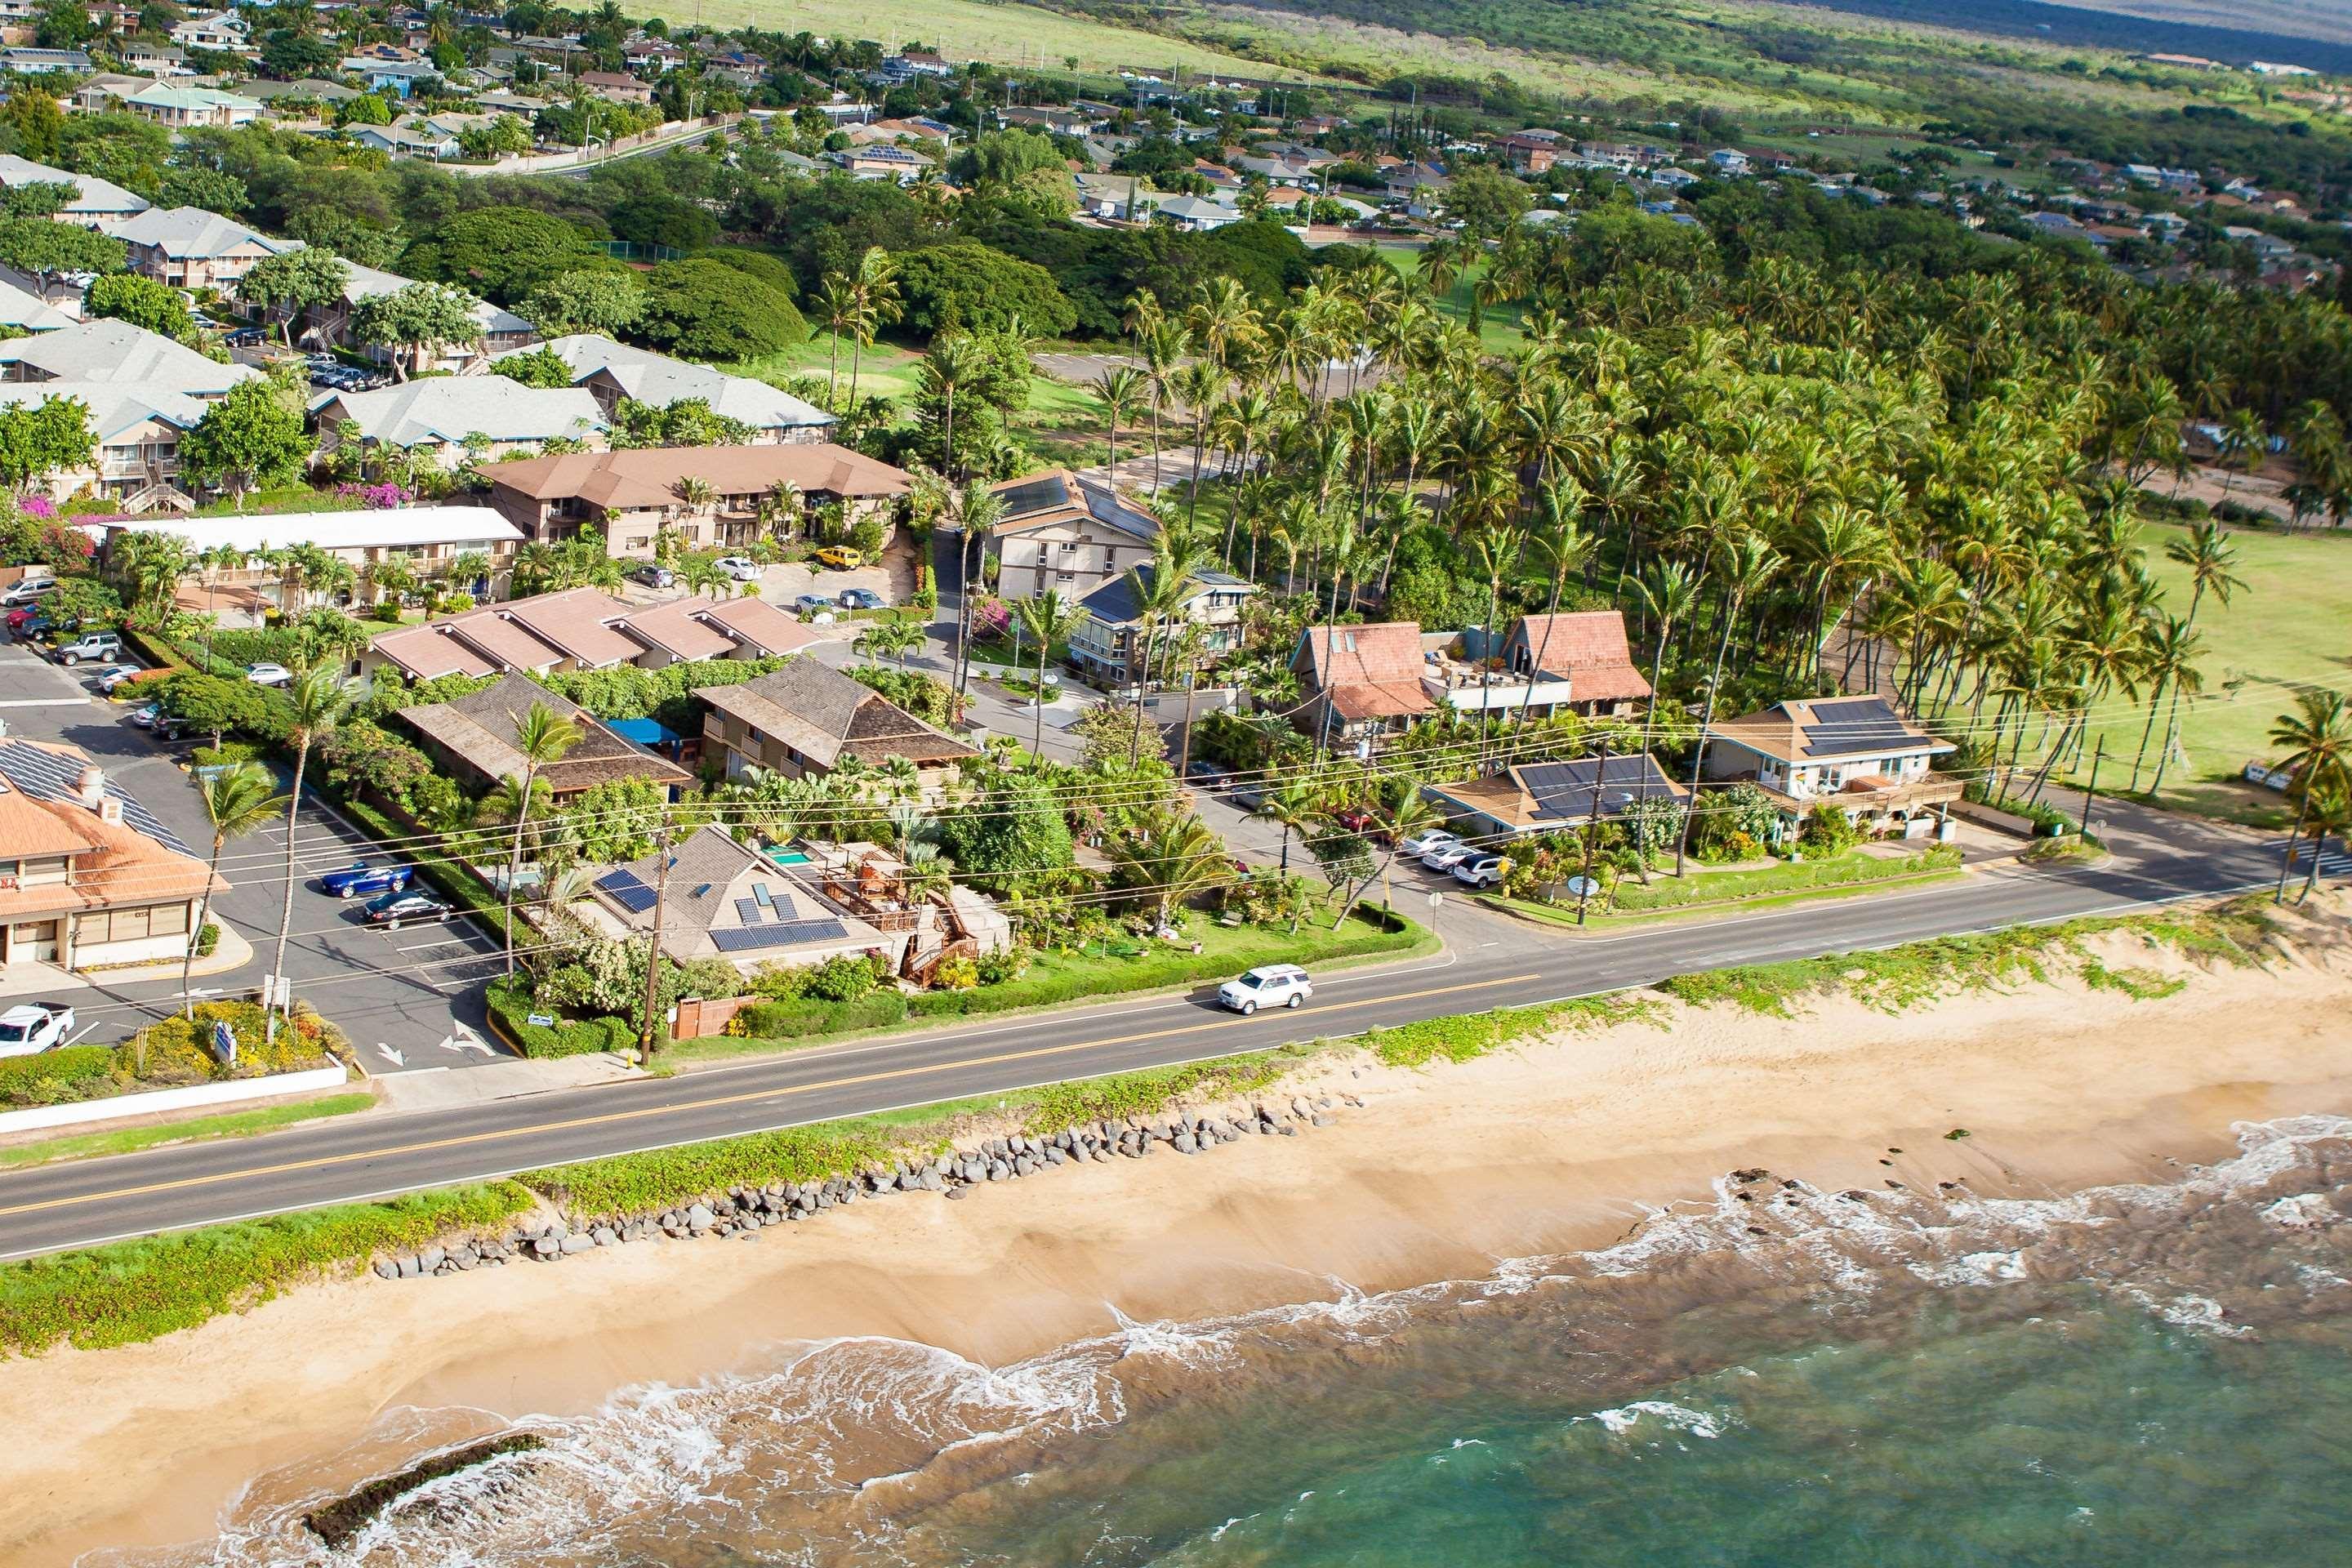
[1773,0,2352,71]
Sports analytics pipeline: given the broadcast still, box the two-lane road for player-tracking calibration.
[0,810,2286,1259]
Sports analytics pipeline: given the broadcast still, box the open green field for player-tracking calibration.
[1374,243,1526,351]
[1953,522,2352,826]
[632,0,1311,79]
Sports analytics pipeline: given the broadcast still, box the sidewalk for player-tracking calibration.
[373,1053,644,1113]
[0,924,256,1004]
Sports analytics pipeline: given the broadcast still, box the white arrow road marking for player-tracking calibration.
[376,1044,406,1068]
[441,1022,493,1056]
[185,987,223,1000]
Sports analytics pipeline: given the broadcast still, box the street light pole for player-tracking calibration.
[637,826,674,1058]
[1576,737,1611,927]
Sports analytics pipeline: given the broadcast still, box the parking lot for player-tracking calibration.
[0,638,514,1074]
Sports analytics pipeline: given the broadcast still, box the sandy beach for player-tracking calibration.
[5,901,2350,1565]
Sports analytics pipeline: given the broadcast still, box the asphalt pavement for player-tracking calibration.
[0,800,2291,1258]
[0,641,511,1074]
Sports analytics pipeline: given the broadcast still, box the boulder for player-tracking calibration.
[592,1227,619,1247]
[531,1236,561,1258]
[686,1204,715,1230]
[559,1232,595,1255]
[946,1185,973,1201]
[373,1260,399,1281]
[418,1246,446,1273]
[1173,1134,1199,1154]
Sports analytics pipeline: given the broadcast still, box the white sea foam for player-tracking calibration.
[1583,1401,1731,1440]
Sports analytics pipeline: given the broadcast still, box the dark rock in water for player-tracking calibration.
[1731,1169,1767,1183]
[1944,1128,1971,1140]
[1839,1190,1872,1202]
[303,1433,546,1549]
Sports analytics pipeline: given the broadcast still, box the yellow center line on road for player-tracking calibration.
[0,973,1542,1222]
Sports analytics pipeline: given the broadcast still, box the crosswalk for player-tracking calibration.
[2278,837,2350,882]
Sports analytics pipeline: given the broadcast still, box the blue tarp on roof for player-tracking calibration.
[609,717,680,747]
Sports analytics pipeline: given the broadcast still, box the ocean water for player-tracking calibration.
[127,1116,2352,1567]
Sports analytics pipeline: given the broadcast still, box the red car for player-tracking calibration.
[5,605,44,633]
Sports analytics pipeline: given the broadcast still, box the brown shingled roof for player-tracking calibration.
[1512,611,1652,702]
[394,672,692,793]
[487,443,911,514]
[1294,621,1434,720]
[697,660,976,771]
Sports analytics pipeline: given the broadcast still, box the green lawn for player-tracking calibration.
[1935,520,2352,826]
[1374,243,1526,351]
[0,1093,375,1171]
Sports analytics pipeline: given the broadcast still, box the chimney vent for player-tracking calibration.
[98,797,124,825]
[75,764,105,810]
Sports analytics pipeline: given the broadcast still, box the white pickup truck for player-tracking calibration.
[0,1003,77,1058]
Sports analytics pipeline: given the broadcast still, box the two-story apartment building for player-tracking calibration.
[310,376,606,472]
[362,584,820,682]
[484,443,909,559]
[492,336,835,444]
[1701,695,1959,836]
[121,82,263,128]
[984,469,1161,600]
[0,742,217,972]
[1289,621,1434,751]
[93,507,528,611]
[0,154,149,229]
[1068,564,1256,686]
[283,258,536,374]
[114,205,291,290]
[697,658,977,790]
[0,382,207,502]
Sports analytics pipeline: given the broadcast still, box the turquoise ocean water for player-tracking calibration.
[134,1116,2352,1567]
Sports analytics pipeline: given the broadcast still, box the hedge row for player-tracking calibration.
[484,974,636,1059]
[0,1183,535,1355]
[732,991,909,1040]
[1608,842,1963,911]
[0,1045,115,1104]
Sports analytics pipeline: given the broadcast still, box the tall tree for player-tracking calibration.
[184,762,284,1017]
[267,666,351,1046]
[500,701,581,973]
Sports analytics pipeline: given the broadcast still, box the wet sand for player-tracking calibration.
[6,906,2350,1566]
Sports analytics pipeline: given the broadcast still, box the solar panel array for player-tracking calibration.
[595,867,657,912]
[731,882,801,928]
[0,742,196,858]
[710,919,850,953]
[997,476,1068,517]
[1518,756,1674,822]
[1797,697,1913,758]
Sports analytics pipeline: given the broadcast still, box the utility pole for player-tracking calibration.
[637,827,674,1059]
[1576,737,1611,927]
[2078,734,2103,839]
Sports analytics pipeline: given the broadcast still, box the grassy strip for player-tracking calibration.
[1364,993,1666,1068]
[662,909,1432,1062]
[904,907,1428,1020]
[1657,899,2273,1018]
[1486,866,1967,931]
[520,1125,893,1218]
[0,1183,533,1356]
[0,1092,375,1171]
[1608,844,1964,912]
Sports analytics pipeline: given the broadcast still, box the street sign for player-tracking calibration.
[527,1013,555,1027]
[1426,891,1444,909]
[209,1019,237,1067]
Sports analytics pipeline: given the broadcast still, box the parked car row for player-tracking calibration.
[306,354,386,392]
[1396,828,1510,889]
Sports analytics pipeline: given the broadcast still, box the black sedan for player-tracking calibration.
[363,889,454,928]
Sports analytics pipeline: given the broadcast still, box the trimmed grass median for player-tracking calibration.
[0,1093,375,1171]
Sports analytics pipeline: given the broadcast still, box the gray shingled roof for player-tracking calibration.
[313,375,604,448]
[113,204,289,261]
[0,318,258,396]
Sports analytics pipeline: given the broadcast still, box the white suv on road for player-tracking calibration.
[1218,964,1312,1015]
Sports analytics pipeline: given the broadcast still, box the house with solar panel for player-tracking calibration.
[0,743,218,971]
[585,824,913,978]
[1701,697,1961,835]
[1423,754,1686,843]
[984,469,1164,602]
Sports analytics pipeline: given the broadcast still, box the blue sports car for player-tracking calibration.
[319,862,412,899]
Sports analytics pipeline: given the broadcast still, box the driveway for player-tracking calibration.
[0,641,511,1074]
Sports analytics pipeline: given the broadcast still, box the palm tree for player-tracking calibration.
[1676,533,1780,876]
[2165,519,2247,631]
[1128,528,1208,765]
[1096,364,1143,479]
[1263,777,1323,880]
[846,245,902,413]
[2291,780,2350,902]
[1635,560,1699,775]
[2269,689,2352,903]
[1106,808,1232,930]
[2137,616,2207,795]
[183,762,284,1018]
[951,480,1007,699]
[266,666,350,1046]
[1336,786,1441,929]
[815,272,858,408]
[1014,589,1080,760]
[1517,479,1595,728]
[1469,523,1525,766]
[854,613,923,670]
[920,332,984,479]
[501,701,581,973]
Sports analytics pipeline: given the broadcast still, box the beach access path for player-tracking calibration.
[0,788,2295,1260]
